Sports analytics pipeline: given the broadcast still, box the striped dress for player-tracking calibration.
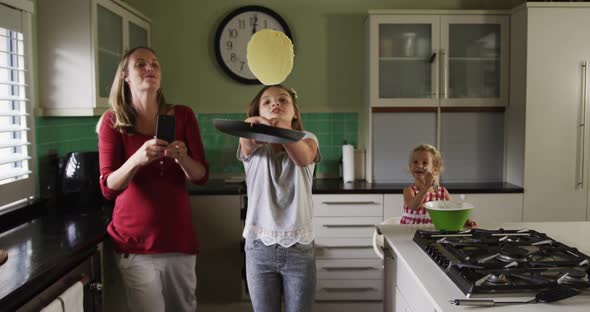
[400,184,447,224]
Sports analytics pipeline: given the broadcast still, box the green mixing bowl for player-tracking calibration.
[424,201,473,231]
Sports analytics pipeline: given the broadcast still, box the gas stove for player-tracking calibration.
[413,228,590,297]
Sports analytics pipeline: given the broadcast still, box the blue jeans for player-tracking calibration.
[245,239,316,312]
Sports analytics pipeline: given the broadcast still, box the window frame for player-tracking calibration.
[0,0,36,213]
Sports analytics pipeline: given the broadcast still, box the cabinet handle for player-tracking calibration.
[321,287,375,292]
[323,224,375,228]
[321,201,378,205]
[441,48,448,99]
[323,266,379,271]
[577,61,588,187]
[318,245,373,249]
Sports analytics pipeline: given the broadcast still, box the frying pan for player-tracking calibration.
[212,119,305,144]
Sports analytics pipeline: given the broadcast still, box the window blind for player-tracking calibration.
[0,1,35,211]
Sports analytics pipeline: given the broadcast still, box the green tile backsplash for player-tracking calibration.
[196,112,358,177]
[34,112,358,188]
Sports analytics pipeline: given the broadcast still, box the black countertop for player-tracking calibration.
[188,179,523,195]
[0,212,108,311]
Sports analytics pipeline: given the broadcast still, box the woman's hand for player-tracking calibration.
[132,138,168,167]
[165,140,188,163]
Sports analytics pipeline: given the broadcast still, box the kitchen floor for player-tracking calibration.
[199,303,253,312]
[199,302,382,312]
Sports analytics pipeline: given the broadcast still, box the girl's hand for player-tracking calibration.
[465,219,478,228]
[244,116,277,145]
[165,140,188,163]
[424,168,435,190]
[132,138,168,167]
[245,116,273,126]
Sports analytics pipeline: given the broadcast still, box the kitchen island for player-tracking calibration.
[379,222,590,312]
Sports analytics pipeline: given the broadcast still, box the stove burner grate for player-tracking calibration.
[496,247,530,263]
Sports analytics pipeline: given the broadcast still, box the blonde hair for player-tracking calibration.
[409,144,444,173]
[96,47,169,134]
[247,85,304,131]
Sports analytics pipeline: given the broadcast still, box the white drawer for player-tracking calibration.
[315,238,376,259]
[316,279,383,301]
[313,194,384,217]
[395,286,412,312]
[314,217,382,238]
[396,256,438,312]
[317,259,383,280]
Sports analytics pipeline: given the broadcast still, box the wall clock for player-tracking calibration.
[214,5,293,84]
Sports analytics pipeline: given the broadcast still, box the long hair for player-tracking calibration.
[246,85,304,131]
[96,47,168,134]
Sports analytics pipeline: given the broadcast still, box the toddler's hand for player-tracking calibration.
[465,219,478,228]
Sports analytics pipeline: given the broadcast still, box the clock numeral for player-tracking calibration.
[264,20,268,28]
[249,15,258,26]
[238,19,245,29]
[228,28,238,38]
[230,53,237,62]
[240,61,245,71]
[226,41,233,50]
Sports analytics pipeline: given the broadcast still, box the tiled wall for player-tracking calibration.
[197,112,358,177]
[34,112,358,191]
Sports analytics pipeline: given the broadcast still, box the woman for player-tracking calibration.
[97,47,208,312]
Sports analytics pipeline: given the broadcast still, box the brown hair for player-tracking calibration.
[409,144,444,173]
[246,85,304,131]
[97,47,169,134]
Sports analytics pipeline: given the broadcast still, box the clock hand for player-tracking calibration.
[252,15,258,35]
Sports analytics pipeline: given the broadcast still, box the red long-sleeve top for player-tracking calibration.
[98,105,209,254]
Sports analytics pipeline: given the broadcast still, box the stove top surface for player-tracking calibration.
[413,228,590,296]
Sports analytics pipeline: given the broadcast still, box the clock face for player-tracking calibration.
[215,6,292,84]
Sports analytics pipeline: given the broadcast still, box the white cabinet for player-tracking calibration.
[509,3,590,221]
[190,195,243,302]
[313,194,384,303]
[384,193,524,224]
[384,194,403,220]
[465,193,523,223]
[367,11,509,107]
[37,0,150,116]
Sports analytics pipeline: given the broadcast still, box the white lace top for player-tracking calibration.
[237,131,320,247]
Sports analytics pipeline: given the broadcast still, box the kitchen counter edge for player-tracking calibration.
[188,179,523,195]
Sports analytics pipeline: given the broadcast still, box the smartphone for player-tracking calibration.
[156,114,176,143]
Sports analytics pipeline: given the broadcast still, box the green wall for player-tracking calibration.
[124,0,522,114]
[33,0,523,196]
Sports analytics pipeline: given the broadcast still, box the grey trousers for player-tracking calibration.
[117,253,197,312]
[245,239,316,312]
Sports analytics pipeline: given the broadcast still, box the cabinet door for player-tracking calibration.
[440,15,509,107]
[464,194,523,223]
[96,3,123,100]
[190,195,243,302]
[128,20,149,49]
[522,8,590,222]
[369,15,440,107]
[384,194,404,221]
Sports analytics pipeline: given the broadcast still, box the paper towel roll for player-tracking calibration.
[342,144,355,183]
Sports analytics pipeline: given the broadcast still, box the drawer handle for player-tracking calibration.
[321,287,375,292]
[319,245,372,249]
[322,201,378,205]
[323,224,375,228]
[323,266,378,271]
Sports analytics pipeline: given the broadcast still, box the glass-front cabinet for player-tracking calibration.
[95,0,151,109]
[38,0,150,116]
[368,12,508,107]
